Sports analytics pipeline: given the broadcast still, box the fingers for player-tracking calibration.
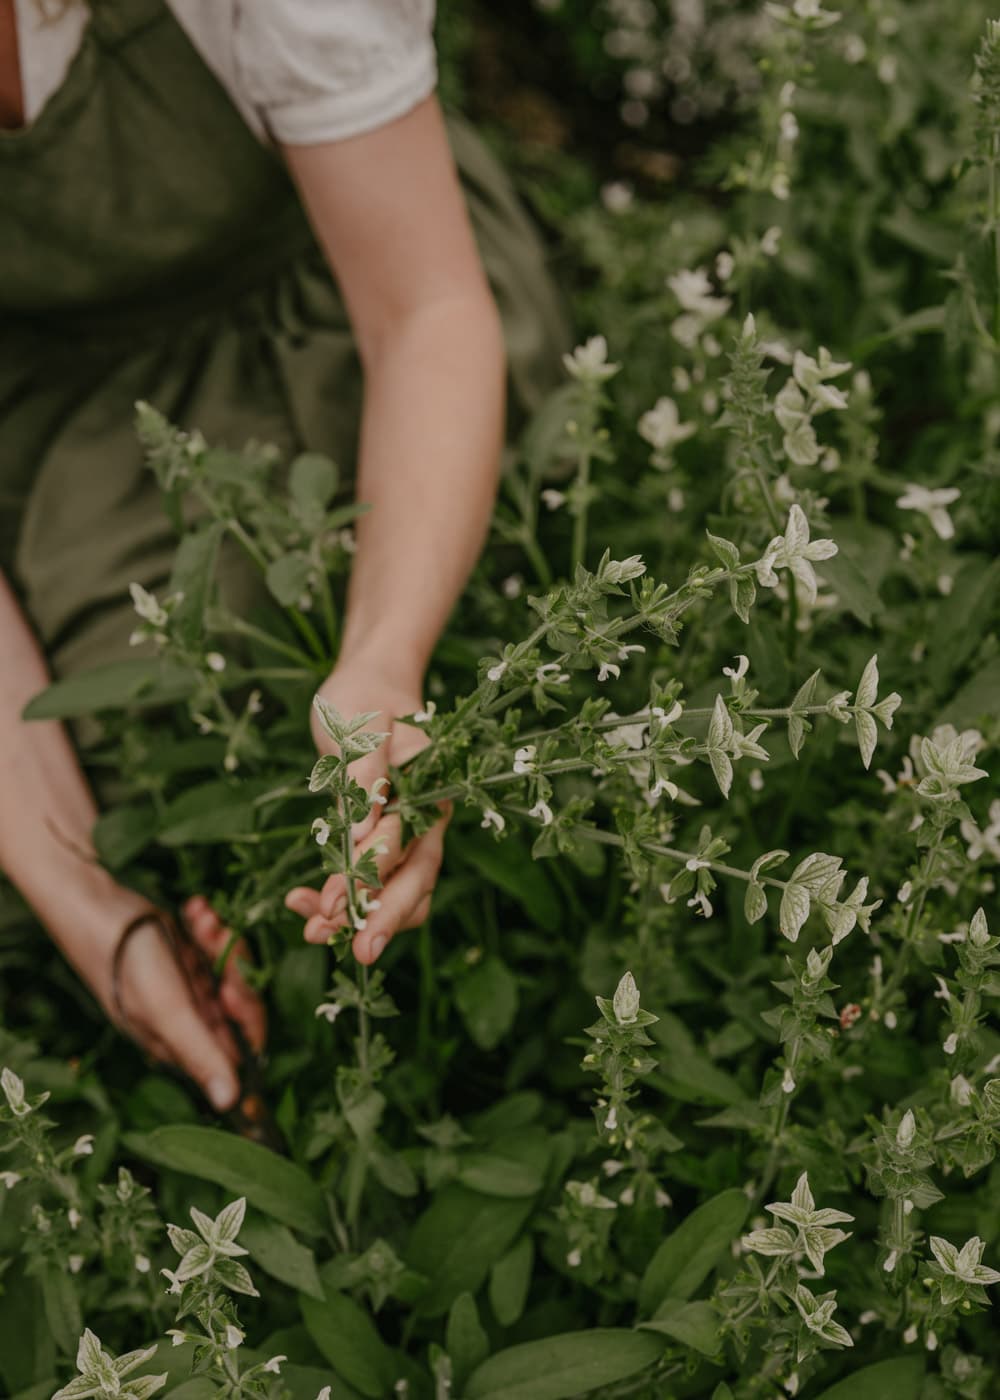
[184,897,267,1054]
[117,922,241,1112]
[353,808,449,964]
[318,812,406,920]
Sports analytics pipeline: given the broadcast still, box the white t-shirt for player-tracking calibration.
[13,0,438,144]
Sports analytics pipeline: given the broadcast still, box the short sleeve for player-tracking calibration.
[232,0,438,145]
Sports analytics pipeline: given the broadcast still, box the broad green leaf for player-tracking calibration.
[456,1153,544,1198]
[730,572,756,624]
[811,1356,924,1400]
[92,803,159,870]
[455,833,561,931]
[638,1188,750,1315]
[938,656,1000,729]
[290,452,338,522]
[489,1235,534,1327]
[40,1265,81,1357]
[299,1289,395,1398]
[169,524,222,648]
[455,957,519,1051]
[469,1092,543,1142]
[465,1330,665,1400]
[819,549,880,625]
[406,1185,535,1317]
[639,1299,721,1357]
[265,552,312,608]
[241,1214,323,1299]
[122,1126,327,1236]
[157,777,281,846]
[0,1270,55,1395]
[446,1293,489,1390]
[22,659,195,721]
[929,557,1000,687]
[706,532,740,569]
[370,1145,419,1197]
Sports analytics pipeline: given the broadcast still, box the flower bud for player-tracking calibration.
[970,908,990,946]
[612,971,640,1025]
[896,1109,916,1149]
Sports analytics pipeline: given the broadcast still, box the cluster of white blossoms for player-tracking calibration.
[668,267,731,349]
[774,349,851,467]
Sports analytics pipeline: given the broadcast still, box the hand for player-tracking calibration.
[283,654,451,964]
[84,893,266,1112]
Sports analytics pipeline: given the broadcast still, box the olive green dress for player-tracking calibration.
[0,0,572,683]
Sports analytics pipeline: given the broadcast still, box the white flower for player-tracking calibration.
[715,251,735,281]
[566,1248,582,1267]
[597,661,621,682]
[687,891,714,918]
[263,1356,287,1375]
[206,652,226,673]
[749,769,764,792]
[896,1109,916,1149]
[68,1254,85,1274]
[884,1011,897,1029]
[655,1188,672,1208]
[781,1066,796,1093]
[501,575,523,600]
[1,1068,31,1117]
[617,644,645,661]
[605,1106,618,1131]
[943,1033,958,1055]
[225,1325,244,1350]
[951,1075,973,1106]
[563,335,620,383]
[761,226,782,256]
[897,881,913,904]
[529,799,554,826]
[903,1323,918,1344]
[667,268,731,322]
[512,745,537,775]
[413,701,437,723]
[0,1172,22,1190]
[134,1253,151,1274]
[541,489,566,510]
[369,777,390,807]
[601,180,634,212]
[883,1249,898,1273]
[311,818,331,847]
[315,1002,343,1023]
[723,654,750,681]
[961,800,1000,863]
[73,1135,95,1157]
[638,396,696,452]
[896,483,961,540]
[129,581,167,627]
[487,660,508,682]
[481,808,505,832]
[167,1330,186,1348]
[755,504,838,607]
[161,1267,184,1295]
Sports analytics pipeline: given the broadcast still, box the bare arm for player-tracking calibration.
[0,572,262,1108]
[281,96,507,962]
[282,94,507,692]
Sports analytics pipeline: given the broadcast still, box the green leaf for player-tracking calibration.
[455,957,519,1051]
[929,557,1000,687]
[370,1144,419,1197]
[290,452,338,523]
[730,572,756,624]
[938,656,1000,729]
[779,883,811,942]
[706,532,740,569]
[465,1330,665,1400]
[40,1265,81,1357]
[456,1153,544,1198]
[811,1356,924,1400]
[22,659,196,720]
[820,546,881,625]
[265,552,313,609]
[446,1293,489,1390]
[121,1126,327,1236]
[855,710,878,769]
[456,833,561,932]
[638,1188,751,1315]
[299,1289,395,1399]
[241,1214,323,1299]
[406,1185,535,1317]
[744,881,768,925]
[489,1236,534,1327]
[711,1386,735,1400]
[639,1299,721,1357]
[169,524,222,648]
[157,777,281,846]
[92,803,159,870]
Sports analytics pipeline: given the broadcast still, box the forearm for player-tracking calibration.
[337,290,506,687]
[0,574,147,981]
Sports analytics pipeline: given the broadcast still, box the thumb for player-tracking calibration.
[161,996,243,1114]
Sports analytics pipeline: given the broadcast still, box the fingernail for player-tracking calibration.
[208,1076,237,1111]
[370,935,386,961]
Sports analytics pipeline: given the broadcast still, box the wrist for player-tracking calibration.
[332,630,427,698]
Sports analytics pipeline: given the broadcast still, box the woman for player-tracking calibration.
[0,0,571,1112]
